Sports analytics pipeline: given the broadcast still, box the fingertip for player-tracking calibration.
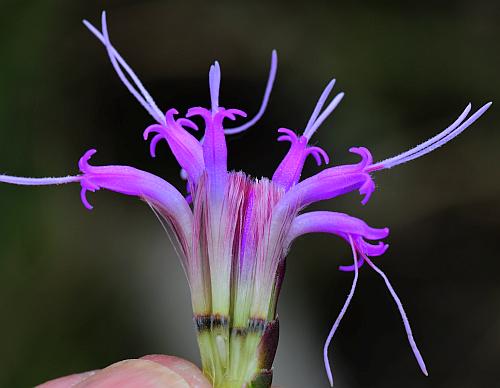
[72,359,190,387]
[36,371,98,388]
[141,355,211,387]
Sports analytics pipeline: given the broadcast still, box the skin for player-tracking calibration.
[37,355,212,388]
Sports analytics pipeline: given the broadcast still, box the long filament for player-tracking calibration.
[224,50,278,135]
[363,254,429,376]
[304,92,345,140]
[323,234,359,387]
[371,102,492,170]
[0,175,81,185]
[304,79,336,134]
[209,62,221,112]
[83,12,166,125]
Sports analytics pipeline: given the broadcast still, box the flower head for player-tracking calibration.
[0,11,491,387]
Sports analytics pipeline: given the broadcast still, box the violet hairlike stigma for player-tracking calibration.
[0,11,492,388]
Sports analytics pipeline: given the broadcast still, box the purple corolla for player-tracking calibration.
[0,11,491,388]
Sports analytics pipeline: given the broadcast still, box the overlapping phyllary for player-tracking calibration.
[0,12,491,388]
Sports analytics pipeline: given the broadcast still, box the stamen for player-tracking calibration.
[304,92,345,140]
[338,255,364,272]
[276,128,298,142]
[357,238,389,257]
[224,50,278,135]
[80,181,100,210]
[209,61,221,112]
[0,175,81,186]
[324,235,359,387]
[302,78,345,141]
[371,102,492,170]
[276,134,293,142]
[83,12,166,125]
[306,146,330,166]
[362,254,428,377]
[149,134,164,158]
[304,79,336,134]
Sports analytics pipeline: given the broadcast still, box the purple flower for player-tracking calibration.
[0,11,491,388]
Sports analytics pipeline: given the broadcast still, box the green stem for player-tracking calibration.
[195,316,278,388]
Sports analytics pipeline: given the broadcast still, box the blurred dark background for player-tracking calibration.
[0,0,499,387]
